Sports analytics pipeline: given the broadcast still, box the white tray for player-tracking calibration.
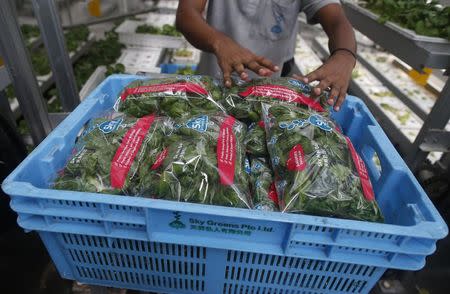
[116,48,163,74]
[115,20,185,49]
[145,12,176,26]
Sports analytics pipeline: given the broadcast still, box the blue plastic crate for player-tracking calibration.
[2,75,448,294]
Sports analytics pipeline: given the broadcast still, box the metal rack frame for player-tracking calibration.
[342,1,450,171]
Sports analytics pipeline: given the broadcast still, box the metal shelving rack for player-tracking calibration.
[0,0,98,144]
[342,0,450,171]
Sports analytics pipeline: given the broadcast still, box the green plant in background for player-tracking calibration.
[73,31,125,88]
[106,63,126,76]
[161,24,182,36]
[262,103,383,222]
[65,25,90,52]
[31,47,51,76]
[175,66,196,75]
[174,48,193,57]
[20,24,40,45]
[363,0,450,40]
[136,24,161,34]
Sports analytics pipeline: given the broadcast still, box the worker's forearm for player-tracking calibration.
[325,19,356,54]
[315,4,356,54]
[175,5,225,54]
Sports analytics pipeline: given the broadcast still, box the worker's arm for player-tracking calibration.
[176,0,279,87]
[297,4,356,111]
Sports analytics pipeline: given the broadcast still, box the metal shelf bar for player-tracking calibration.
[0,0,51,144]
[342,1,450,71]
[32,0,80,112]
[0,66,11,91]
[406,81,450,169]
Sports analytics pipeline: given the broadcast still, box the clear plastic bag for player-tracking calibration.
[222,77,330,123]
[53,113,174,195]
[262,103,383,222]
[116,75,225,119]
[244,121,269,157]
[55,111,252,209]
[250,157,279,212]
[138,113,252,208]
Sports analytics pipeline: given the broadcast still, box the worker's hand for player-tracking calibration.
[213,35,279,87]
[294,51,355,111]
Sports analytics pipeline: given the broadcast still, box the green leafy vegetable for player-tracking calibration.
[65,26,90,52]
[363,0,450,40]
[31,48,51,76]
[54,114,173,195]
[244,121,268,157]
[136,24,181,36]
[106,63,126,76]
[174,48,193,57]
[54,113,252,209]
[176,66,196,75]
[250,157,278,211]
[117,76,225,119]
[222,77,330,124]
[73,30,124,88]
[21,24,40,45]
[262,103,383,222]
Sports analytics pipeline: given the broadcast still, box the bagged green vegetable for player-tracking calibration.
[250,157,279,211]
[244,121,268,157]
[54,113,173,195]
[222,77,330,123]
[138,113,252,208]
[262,103,383,222]
[115,75,225,119]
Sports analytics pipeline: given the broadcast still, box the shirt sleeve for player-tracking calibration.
[300,0,341,24]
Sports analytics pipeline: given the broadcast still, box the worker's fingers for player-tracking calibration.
[303,68,324,84]
[255,56,279,72]
[233,63,249,81]
[220,63,233,88]
[334,89,347,111]
[329,86,340,106]
[246,60,271,76]
[313,79,331,96]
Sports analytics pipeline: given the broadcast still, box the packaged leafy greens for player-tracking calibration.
[53,113,174,195]
[250,157,278,212]
[262,103,383,222]
[222,77,330,123]
[244,121,268,157]
[138,113,252,208]
[115,75,225,119]
[54,112,252,209]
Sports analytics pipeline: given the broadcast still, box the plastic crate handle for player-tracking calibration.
[359,124,405,187]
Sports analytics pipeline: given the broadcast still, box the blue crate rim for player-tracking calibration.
[2,74,448,241]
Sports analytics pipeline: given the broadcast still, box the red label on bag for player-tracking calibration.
[217,116,236,185]
[345,137,375,201]
[239,85,324,112]
[268,182,279,204]
[120,82,208,101]
[286,144,307,171]
[110,115,155,188]
[151,148,168,170]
